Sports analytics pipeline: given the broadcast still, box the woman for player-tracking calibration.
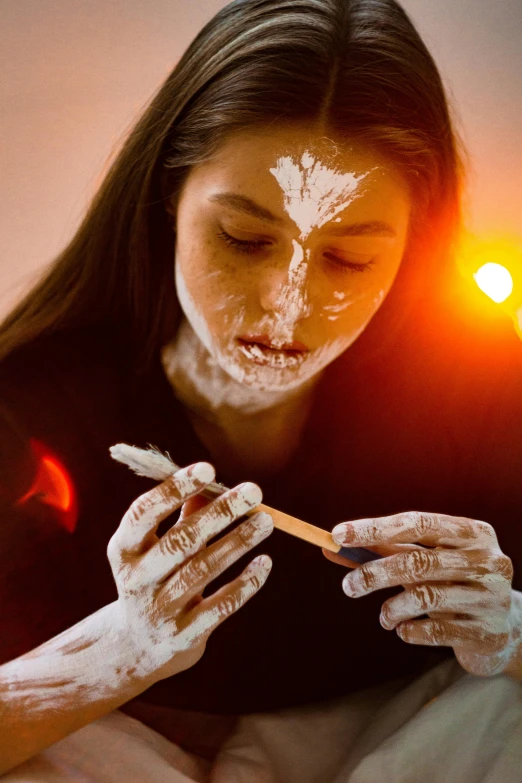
[0,0,521,780]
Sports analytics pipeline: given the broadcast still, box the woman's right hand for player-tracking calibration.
[106,461,273,685]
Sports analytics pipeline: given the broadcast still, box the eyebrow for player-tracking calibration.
[208,192,397,237]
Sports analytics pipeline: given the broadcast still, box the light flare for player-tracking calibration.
[473,263,513,304]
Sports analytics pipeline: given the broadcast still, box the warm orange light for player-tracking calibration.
[457,232,522,309]
[473,263,513,303]
[16,439,78,532]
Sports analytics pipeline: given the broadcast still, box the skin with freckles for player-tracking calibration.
[163,125,410,425]
[329,511,522,680]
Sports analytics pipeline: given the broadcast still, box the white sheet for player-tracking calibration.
[3,659,522,783]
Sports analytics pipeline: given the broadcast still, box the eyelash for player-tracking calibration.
[217,231,373,273]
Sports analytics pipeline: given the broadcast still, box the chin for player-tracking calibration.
[218,352,321,394]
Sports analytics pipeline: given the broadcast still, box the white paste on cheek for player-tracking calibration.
[175,259,215,357]
[168,266,300,412]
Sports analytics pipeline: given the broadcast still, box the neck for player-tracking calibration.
[160,318,320,426]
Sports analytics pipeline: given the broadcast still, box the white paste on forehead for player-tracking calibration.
[269,150,374,239]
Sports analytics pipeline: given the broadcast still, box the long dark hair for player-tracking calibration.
[0,0,467,373]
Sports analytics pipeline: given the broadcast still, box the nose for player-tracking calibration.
[258,242,311,321]
[259,264,295,314]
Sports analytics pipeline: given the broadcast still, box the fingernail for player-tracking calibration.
[250,554,272,572]
[379,612,393,630]
[332,523,353,545]
[243,554,272,581]
[342,574,359,597]
[237,482,263,507]
[249,511,274,535]
[190,462,216,484]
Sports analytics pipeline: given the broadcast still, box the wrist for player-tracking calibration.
[100,601,159,695]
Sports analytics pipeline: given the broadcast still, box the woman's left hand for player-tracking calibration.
[327,511,521,677]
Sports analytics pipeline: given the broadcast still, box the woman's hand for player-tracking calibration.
[106,461,273,685]
[328,511,521,677]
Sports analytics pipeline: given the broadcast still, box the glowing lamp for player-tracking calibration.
[473,263,514,304]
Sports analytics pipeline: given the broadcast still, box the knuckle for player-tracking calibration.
[410,584,439,612]
[475,520,496,541]
[406,549,435,580]
[154,481,178,505]
[247,571,265,591]
[237,520,257,546]
[185,556,212,584]
[359,565,377,592]
[161,525,199,557]
[414,512,437,536]
[218,494,238,519]
[429,619,447,645]
[128,494,154,524]
[218,593,240,618]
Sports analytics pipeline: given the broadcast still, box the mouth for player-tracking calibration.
[238,335,310,353]
[237,335,309,368]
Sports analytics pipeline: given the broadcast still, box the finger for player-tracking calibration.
[178,554,272,642]
[322,543,422,569]
[341,548,512,597]
[332,511,498,550]
[379,583,499,630]
[138,481,262,582]
[160,511,274,610]
[108,462,215,560]
[396,617,510,654]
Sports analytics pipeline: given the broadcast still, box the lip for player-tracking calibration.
[238,335,310,353]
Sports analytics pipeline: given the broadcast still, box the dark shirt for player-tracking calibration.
[0,290,521,714]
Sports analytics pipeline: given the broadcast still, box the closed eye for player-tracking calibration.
[217,230,270,255]
[217,230,375,274]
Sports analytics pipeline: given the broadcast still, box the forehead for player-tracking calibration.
[204,126,393,177]
[183,124,409,203]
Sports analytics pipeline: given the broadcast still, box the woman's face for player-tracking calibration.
[168,125,411,393]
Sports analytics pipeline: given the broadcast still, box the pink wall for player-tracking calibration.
[1,0,521,317]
